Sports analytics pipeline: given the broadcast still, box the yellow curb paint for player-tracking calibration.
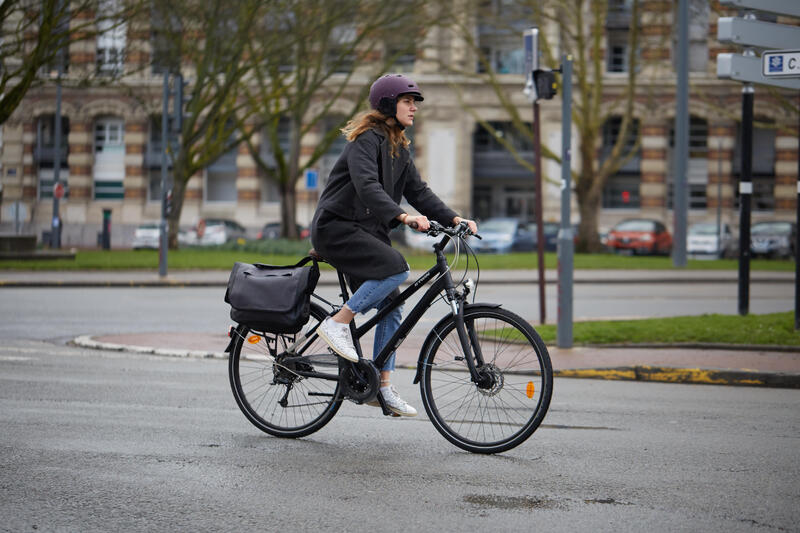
[556,365,771,387]
[555,368,637,380]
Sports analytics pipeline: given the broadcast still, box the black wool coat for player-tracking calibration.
[311,128,458,281]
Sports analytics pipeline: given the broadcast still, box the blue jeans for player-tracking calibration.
[345,271,408,371]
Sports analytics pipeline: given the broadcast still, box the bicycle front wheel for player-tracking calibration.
[229,303,342,438]
[419,305,553,454]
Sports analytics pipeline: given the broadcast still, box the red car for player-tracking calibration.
[605,218,672,256]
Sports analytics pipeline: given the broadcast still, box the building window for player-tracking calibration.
[668,116,708,210]
[672,0,709,73]
[35,115,70,200]
[205,146,238,203]
[150,6,180,75]
[733,122,776,212]
[96,0,126,76]
[327,24,356,73]
[317,117,348,188]
[258,117,292,203]
[476,0,530,74]
[40,0,70,75]
[93,117,125,200]
[601,116,641,209]
[146,116,177,202]
[606,30,629,73]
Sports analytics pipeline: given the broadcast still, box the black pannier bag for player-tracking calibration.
[224,256,320,334]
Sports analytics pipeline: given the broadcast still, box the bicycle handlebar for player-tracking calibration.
[423,220,482,240]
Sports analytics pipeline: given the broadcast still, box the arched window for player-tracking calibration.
[35,115,70,200]
[601,116,641,209]
[93,116,125,199]
[733,119,776,212]
[471,121,535,220]
[668,116,708,210]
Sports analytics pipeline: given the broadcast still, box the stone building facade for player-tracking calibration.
[0,0,797,247]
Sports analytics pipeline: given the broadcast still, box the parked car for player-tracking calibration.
[605,218,672,255]
[131,222,160,250]
[687,222,736,259]
[133,223,195,249]
[526,222,560,252]
[750,221,796,259]
[194,218,247,246]
[258,222,310,240]
[471,217,535,254]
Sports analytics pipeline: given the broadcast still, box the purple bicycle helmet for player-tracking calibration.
[369,74,424,118]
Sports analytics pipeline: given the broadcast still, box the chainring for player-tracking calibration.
[338,359,380,403]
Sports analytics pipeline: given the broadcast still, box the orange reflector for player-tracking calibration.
[247,335,261,344]
[525,381,535,399]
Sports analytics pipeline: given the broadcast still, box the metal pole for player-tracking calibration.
[672,0,689,267]
[795,93,799,330]
[533,100,546,325]
[738,83,754,316]
[50,51,63,249]
[557,55,573,348]
[159,73,169,278]
[717,138,723,257]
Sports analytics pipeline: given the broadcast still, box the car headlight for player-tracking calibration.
[640,234,653,241]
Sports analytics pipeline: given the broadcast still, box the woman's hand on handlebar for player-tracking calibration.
[453,216,478,235]
[405,214,430,232]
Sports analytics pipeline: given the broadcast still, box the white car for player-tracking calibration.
[687,222,735,259]
[131,223,160,249]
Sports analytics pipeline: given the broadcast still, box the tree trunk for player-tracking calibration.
[281,180,297,240]
[167,162,188,250]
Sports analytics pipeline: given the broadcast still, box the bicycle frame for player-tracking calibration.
[280,231,485,385]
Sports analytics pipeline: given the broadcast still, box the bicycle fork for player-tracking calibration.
[447,289,492,388]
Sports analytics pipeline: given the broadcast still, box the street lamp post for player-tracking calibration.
[50,48,64,249]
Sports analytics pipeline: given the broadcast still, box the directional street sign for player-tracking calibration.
[718,53,800,89]
[717,17,800,51]
[719,0,800,18]
[762,49,800,78]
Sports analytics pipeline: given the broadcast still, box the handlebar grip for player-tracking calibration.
[409,221,419,230]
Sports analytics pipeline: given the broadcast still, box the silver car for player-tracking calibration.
[687,222,735,259]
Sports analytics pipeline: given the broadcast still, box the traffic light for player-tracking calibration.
[533,69,557,100]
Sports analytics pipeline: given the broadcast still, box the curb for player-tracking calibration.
[72,335,800,389]
[72,335,227,359]
[554,366,800,389]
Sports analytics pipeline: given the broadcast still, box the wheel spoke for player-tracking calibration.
[420,307,552,454]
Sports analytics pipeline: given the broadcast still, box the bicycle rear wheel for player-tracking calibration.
[419,305,552,454]
[229,303,342,438]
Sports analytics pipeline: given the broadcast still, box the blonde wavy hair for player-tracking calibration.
[341,110,410,158]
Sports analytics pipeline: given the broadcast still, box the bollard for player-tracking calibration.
[102,208,112,250]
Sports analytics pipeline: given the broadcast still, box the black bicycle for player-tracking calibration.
[227,221,553,454]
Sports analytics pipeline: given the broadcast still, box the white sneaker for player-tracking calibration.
[317,317,359,362]
[380,386,418,417]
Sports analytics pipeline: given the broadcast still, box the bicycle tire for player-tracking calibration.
[419,305,553,454]
[229,303,343,438]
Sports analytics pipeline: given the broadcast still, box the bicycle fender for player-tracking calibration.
[412,302,502,384]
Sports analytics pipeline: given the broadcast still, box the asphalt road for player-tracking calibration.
[0,278,792,343]
[1,339,798,532]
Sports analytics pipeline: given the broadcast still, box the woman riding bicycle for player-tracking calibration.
[312,74,477,417]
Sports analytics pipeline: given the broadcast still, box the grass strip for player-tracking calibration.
[0,248,794,271]
[531,312,800,347]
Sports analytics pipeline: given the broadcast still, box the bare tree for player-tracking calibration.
[241,0,431,239]
[142,0,266,248]
[0,0,142,124]
[442,0,651,252]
